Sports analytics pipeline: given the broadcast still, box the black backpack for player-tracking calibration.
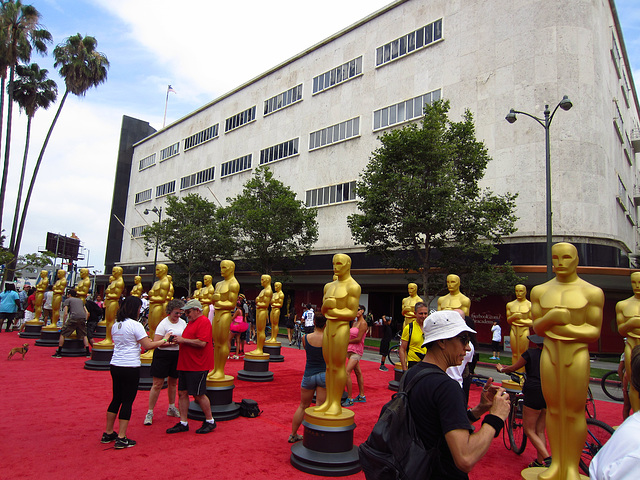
[358,368,440,480]
[238,398,262,418]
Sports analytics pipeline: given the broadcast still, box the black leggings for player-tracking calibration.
[108,365,140,420]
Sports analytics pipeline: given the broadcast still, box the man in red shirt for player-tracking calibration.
[166,299,216,434]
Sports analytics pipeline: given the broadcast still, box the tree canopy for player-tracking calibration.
[348,99,519,302]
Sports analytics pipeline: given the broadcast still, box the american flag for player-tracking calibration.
[167,85,176,94]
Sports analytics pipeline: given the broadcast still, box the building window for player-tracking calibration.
[131,225,147,238]
[305,181,356,207]
[309,117,360,151]
[373,89,442,131]
[139,153,156,171]
[260,138,299,165]
[160,142,179,161]
[312,56,363,94]
[156,180,176,198]
[225,106,256,133]
[221,154,252,178]
[264,84,303,115]
[611,31,622,79]
[376,18,442,67]
[134,188,152,204]
[180,166,216,190]
[184,124,219,151]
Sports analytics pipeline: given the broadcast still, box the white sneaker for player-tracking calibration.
[144,412,153,425]
[167,406,180,417]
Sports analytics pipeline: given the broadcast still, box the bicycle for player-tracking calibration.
[387,331,402,365]
[579,417,614,475]
[600,369,624,402]
[585,386,596,419]
[291,321,303,349]
[503,371,527,454]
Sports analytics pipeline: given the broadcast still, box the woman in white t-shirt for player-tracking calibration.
[101,296,171,449]
[144,299,187,425]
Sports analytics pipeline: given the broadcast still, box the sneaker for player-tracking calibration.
[85,348,92,358]
[528,459,544,468]
[489,356,497,360]
[114,437,136,449]
[51,350,62,358]
[144,412,153,425]
[543,456,552,467]
[166,422,189,434]
[167,406,180,417]
[100,431,118,443]
[341,398,354,407]
[354,395,367,403]
[195,420,217,434]
[379,365,389,372]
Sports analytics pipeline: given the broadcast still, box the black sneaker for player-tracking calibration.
[195,420,216,434]
[51,350,62,358]
[85,348,91,358]
[166,422,189,434]
[100,431,118,443]
[114,437,136,449]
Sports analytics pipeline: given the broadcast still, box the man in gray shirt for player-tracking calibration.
[43,285,53,325]
[52,289,90,358]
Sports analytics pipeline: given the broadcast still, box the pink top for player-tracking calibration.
[347,323,366,356]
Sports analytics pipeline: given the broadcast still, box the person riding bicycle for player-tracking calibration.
[497,334,551,468]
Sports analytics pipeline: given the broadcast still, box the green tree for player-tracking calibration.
[142,194,235,294]
[10,34,108,280]
[0,0,51,236]
[347,99,518,303]
[225,166,318,276]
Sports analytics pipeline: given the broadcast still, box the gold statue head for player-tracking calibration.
[204,275,212,286]
[134,275,141,284]
[275,282,282,291]
[113,266,123,277]
[631,272,640,297]
[220,260,235,278]
[40,270,47,279]
[196,281,202,289]
[80,268,89,278]
[552,242,578,276]
[446,274,460,293]
[332,253,351,277]
[515,284,527,300]
[57,269,66,279]
[156,263,168,277]
[408,283,418,296]
[261,274,272,287]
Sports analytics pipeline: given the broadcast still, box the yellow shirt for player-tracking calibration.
[401,320,426,362]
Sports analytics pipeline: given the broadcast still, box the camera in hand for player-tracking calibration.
[168,335,175,343]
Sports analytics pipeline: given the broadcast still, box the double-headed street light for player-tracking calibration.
[143,206,162,281]
[505,95,573,279]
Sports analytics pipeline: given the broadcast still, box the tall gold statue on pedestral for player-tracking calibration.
[75,268,91,304]
[130,276,143,297]
[615,271,640,412]
[50,270,67,328]
[201,275,214,318]
[147,264,170,338]
[506,284,533,369]
[531,243,604,480]
[100,267,125,345]
[314,254,361,416]
[33,270,48,323]
[253,275,273,355]
[267,282,284,343]
[193,280,203,301]
[208,260,240,381]
[401,283,424,329]
[437,274,471,316]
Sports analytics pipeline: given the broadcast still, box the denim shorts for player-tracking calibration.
[301,372,326,390]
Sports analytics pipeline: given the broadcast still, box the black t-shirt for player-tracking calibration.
[522,347,542,391]
[405,362,472,479]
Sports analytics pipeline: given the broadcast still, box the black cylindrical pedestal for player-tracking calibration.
[60,338,87,357]
[138,362,157,390]
[35,329,60,347]
[290,417,360,476]
[388,363,403,391]
[84,347,113,370]
[188,380,240,421]
[93,324,106,339]
[237,355,273,382]
[19,323,43,339]
[264,343,284,362]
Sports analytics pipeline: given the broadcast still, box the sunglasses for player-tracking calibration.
[453,333,470,345]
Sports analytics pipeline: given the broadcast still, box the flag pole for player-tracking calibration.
[163,85,170,128]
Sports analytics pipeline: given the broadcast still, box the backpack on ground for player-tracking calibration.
[238,398,262,418]
[358,368,439,480]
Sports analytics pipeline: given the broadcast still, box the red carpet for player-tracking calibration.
[0,332,623,480]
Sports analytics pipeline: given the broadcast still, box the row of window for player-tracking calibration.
[156,180,176,198]
[309,117,360,151]
[135,189,152,204]
[185,124,219,151]
[139,153,156,171]
[181,166,216,190]
[131,225,146,238]
[264,84,303,116]
[374,89,441,131]
[312,56,363,94]
[221,154,252,178]
[305,181,356,207]
[260,138,300,165]
[225,106,256,133]
[160,142,179,161]
[376,18,442,67]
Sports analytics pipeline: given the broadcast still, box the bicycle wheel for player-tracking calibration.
[601,370,624,402]
[296,328,302,349]
[585,387,596,419]
[508,397,527,454]
[579,418,614,475]
[388,344,400,365]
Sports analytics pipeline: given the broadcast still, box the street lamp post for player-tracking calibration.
[505,95,573,279]
[143,206,162,281]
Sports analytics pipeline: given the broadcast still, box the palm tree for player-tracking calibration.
[10,34,108,274]
[0,0,51,237]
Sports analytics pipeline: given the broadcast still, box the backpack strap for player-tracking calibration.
[399,365,443,393]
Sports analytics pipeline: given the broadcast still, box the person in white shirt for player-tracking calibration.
[302,304,315,334]
[590,344,640,480]
[490,320,502,360]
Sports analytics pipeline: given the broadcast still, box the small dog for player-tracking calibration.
[8,343,29,360]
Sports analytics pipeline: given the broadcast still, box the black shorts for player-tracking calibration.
[60,318,87,338]
[150,349,179,379]
[379,338,391,356]
[523,385,546,410]
[491,340,501,351]
[304,325,315,334]
[177,370,208,396]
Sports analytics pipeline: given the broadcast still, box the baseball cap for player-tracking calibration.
[422,310,476,347]
[181,299,202,311]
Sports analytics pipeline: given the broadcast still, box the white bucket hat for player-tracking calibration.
[422,310,476,347]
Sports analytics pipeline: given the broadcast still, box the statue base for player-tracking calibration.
[84,344,113,370]
[388,363,403,391]
[290,407,360,476]
[187,375,240,421]
[19,323,43,339]
[60,338,87,357]
[237,352,273,382]
[502,379,523,391]
[35,329,60,347]
[264,342,284,362]
[521,466,588,479]
[93,323,106,339]
[138,354,158,391]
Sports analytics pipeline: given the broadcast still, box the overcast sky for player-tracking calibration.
[1,0,639,275]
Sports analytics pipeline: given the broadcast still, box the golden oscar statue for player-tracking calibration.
[267,282,284,343]
[97,275,115,330]
[76,268,91,304]
[46,270,67,331]
[506,284,533,371]
[130,276,143,297]
[313,254,361,416]
[208,260,240,382]
[437,274,471,316]
[615,271,640,412]
[167,275,174,302]
[147,264,170,338]
[401,283,424,329]
[252,275,273,355]
[32,270,48,324]
[97,267,125,345]
[201,275,214,318]
[529,243,604,480]
[193,280,203,301]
